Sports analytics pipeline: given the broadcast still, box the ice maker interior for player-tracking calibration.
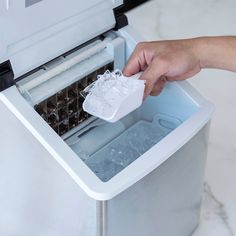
[65,82,199,182]
[16,31,201,184]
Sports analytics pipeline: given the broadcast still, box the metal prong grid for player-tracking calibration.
[34,62,114,136]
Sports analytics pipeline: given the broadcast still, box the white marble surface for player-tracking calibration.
[126,1,236,235]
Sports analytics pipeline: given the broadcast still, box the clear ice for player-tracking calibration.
[85,117,178,182]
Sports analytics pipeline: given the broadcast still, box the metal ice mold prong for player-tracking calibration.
[80,81,96,99]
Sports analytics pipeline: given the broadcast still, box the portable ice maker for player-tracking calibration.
[0,1,214,235]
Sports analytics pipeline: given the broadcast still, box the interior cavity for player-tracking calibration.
[65,82,199,182]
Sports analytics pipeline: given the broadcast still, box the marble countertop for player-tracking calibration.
[126,1,236,235]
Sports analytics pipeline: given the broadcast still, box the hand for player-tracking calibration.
[123,39,202,98]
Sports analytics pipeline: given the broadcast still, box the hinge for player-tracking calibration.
[0,60,15,92]
[113,11,128,30]
[113,0,149,30]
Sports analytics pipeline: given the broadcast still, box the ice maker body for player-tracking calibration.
[0,77,213,236]
[0,101,209,235]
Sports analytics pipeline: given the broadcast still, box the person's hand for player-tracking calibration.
[123,39,202,98]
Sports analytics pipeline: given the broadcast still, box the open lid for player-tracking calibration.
[0,0,124,78]
[0,0,149,79]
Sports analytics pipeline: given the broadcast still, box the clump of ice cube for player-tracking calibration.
[83,70,145,119]
[85,119,174,182]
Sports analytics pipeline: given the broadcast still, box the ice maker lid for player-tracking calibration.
[0,0,121,78]
[0,0,120,77]
[0,0,149,79]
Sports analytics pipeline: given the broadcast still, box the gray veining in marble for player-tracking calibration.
[192,183,234,236]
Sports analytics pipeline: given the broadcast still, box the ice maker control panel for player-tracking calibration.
[34,62,114,136]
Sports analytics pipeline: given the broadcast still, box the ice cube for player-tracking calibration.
[110,144,139,167]
[86,158,123,182]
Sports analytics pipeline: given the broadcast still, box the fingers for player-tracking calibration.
[123,43,148,76]
[140,58,169,98]
[150,76,167,96]
[123,42,170,98]
[123,39,202,99]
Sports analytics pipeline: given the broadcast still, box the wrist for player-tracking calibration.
[191,37,210,69]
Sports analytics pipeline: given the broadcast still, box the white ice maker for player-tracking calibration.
[0,1,214,236]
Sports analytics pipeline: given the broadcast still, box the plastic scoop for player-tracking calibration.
[82,70,145,123]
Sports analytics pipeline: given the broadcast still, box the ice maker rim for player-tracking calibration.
[0,81,215,201]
